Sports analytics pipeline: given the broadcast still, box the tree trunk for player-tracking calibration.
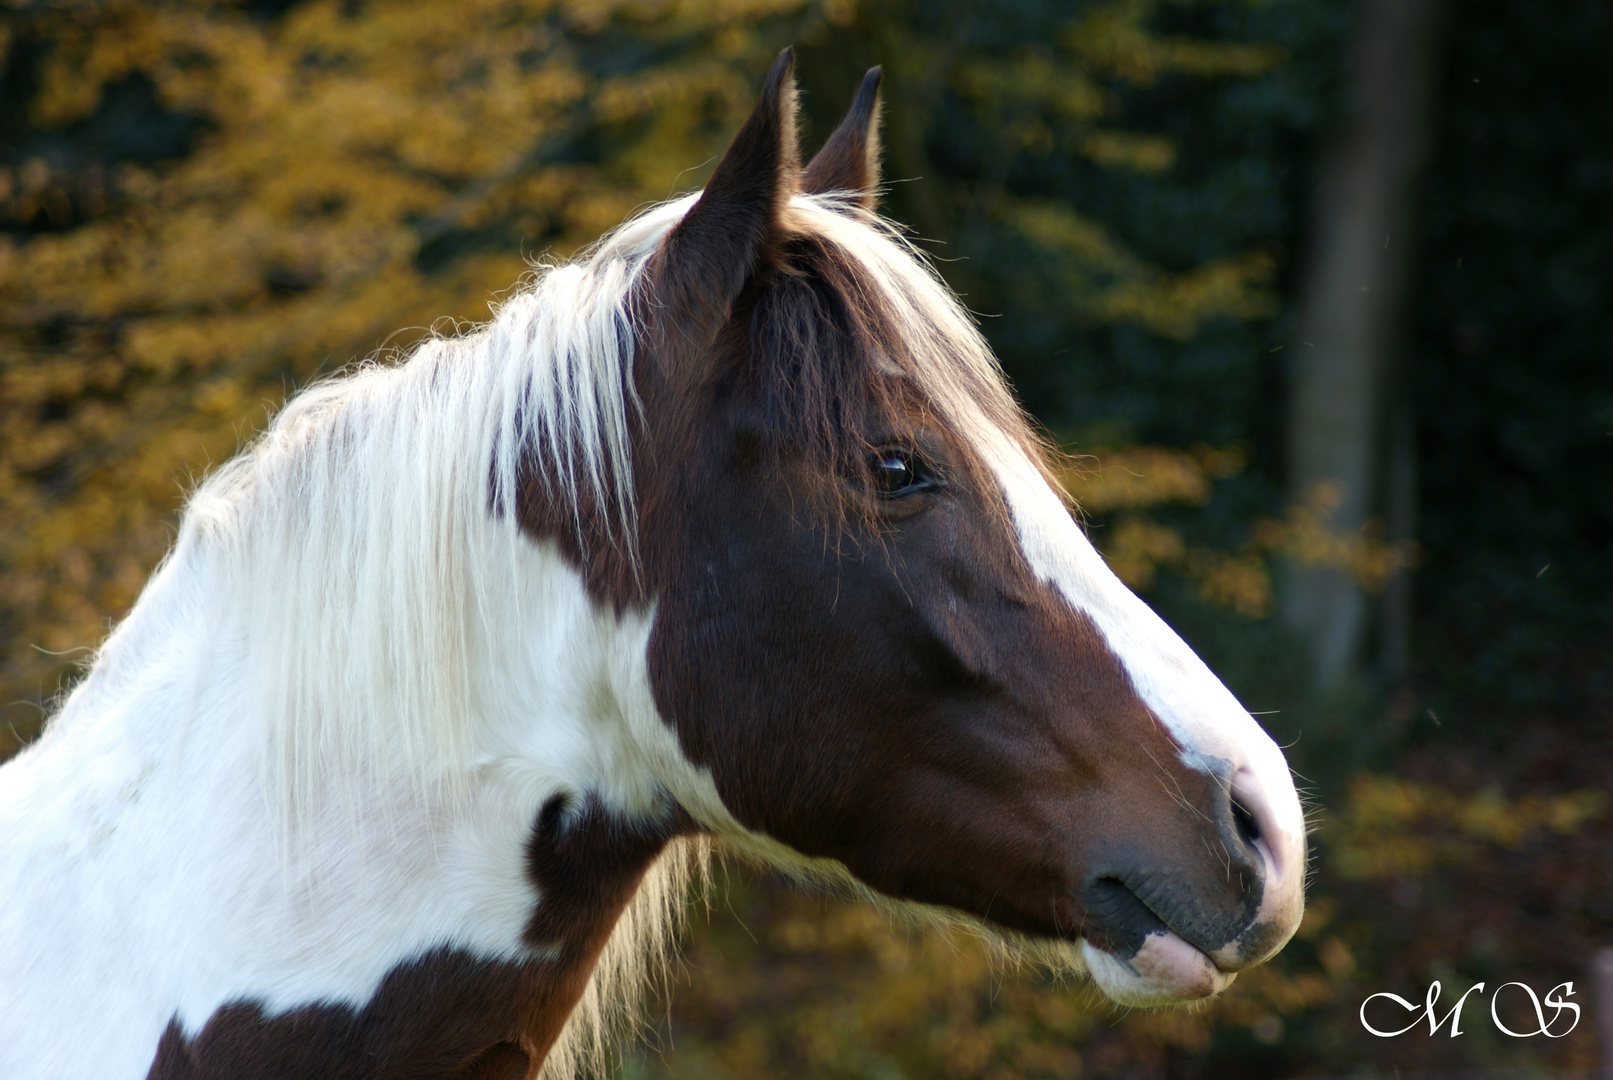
[1284,0,1443,687]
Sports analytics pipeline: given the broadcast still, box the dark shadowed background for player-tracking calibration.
[2,1,1610,1076]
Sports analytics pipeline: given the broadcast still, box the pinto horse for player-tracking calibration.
[0,51,1306,1079]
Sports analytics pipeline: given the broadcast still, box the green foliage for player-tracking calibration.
[791,0,1347,450]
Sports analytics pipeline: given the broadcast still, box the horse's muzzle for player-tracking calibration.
[1075,760,1304,1004]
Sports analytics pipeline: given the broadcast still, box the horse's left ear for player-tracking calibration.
[645,48,799,353]
[801,66,882,207]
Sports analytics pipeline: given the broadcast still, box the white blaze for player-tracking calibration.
[991,445,1307,992]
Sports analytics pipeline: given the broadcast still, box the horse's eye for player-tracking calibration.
[869,448,939,498]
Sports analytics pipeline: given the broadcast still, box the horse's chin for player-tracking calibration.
[1081,933,1236,1006]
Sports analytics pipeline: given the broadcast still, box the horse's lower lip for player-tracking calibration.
[1081,932,1237,1005]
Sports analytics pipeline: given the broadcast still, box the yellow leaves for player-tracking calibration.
[668,886,1045,1080]
[1255,481,1418,591]
[1183,547,1271,617]
[956,53,1113,126]
[1005,199,1145,278]
[9,421,78,476]
[1325,774,1609,881]
[659,0,818,25]
[554,0,810,38]
[1103,516,1187,589]
[953,0,1279,200]
[31,3,159,127]
[125,317,228,378]
[1540,789,1610,833]
[30,3,278,137]
[1077,129,1177,174]
[1056,445,1416,618]
[956,0,1282,145]
[192,379,246,418]
[1064,0,1284,88]
[1058,443,1240,511]
[594,58,739,125]
[1056,442,1277,612]
[1091,250,1278,341]
[144,13,285,124]
[1003,200,1278,340]
[1,356,118,413]
[0,159,79,232]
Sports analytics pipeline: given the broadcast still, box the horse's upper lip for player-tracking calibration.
[1080,875,1171,954]
[1079,874,1254,973]
[1078,876,1241,1004]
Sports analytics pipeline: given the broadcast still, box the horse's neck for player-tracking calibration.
[0,534,683,1078]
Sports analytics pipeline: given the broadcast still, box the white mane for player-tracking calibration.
[184,197,681,818]
[181,190,1026,823]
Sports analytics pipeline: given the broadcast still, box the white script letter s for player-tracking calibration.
[1543,982,1580,1038]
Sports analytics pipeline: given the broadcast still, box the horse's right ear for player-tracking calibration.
[801,66,882,206]
[645,48,799,353]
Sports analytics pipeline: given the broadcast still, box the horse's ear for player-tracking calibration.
[647,48,799,349]
[800,66,882,207]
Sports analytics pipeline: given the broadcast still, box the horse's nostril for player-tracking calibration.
[1232,797,1261,845]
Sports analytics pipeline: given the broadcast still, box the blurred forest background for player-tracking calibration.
[2,0,1611,1076]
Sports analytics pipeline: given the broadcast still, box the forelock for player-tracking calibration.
[735,194,1048,504]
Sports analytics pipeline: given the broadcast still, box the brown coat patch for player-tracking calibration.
[145,797,688,1080]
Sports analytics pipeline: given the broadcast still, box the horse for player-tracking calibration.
[0,50,1307,1079]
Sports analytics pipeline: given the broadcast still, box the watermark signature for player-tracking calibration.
[1360,980,1580,1038]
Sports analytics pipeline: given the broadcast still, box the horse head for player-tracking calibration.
[524,49,1308,1006]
